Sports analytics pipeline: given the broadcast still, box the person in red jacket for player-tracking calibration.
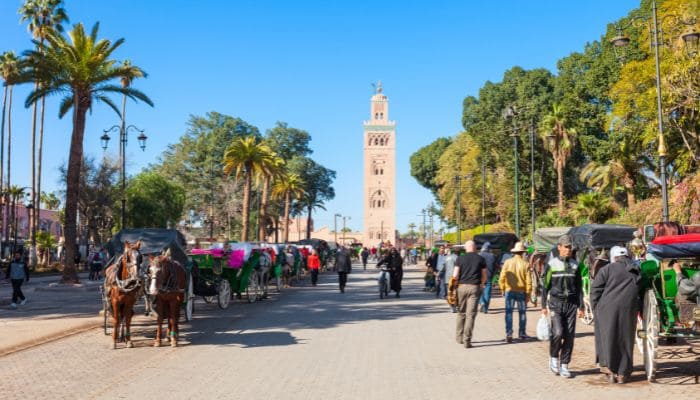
[308,249,321,286]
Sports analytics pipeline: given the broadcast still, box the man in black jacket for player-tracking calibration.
[335,246,352,293]
[541,235,584,378]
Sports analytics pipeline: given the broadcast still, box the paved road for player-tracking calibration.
[1,263,697,399]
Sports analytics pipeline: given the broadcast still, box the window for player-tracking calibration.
[374,138,378,145]
[375,112,379,119]
[369,232,374,239]
[380,138,384,146]
[380,169,384,175]
[380,112,384,119]
[385,138,389,145]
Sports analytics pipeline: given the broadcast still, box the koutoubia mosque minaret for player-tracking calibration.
[363,82,396,246]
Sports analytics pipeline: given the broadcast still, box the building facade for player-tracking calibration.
[363,82,396,246]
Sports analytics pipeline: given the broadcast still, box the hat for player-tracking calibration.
[510,242,527,253]
[610,246,628,259]
[557,235,572,246]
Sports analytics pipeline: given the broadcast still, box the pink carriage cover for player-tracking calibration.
[227,250,245,268]
[191,248,225,257]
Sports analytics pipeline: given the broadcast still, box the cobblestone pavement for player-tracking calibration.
[1,263,697,400]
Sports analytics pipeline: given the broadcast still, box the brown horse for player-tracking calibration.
[104,240,143,349]
[147,249,187,347]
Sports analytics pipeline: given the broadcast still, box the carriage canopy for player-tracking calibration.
[533,227,571,253]
[647,233,700,259]
[473,233,519,252]
[568,224,636,251]
[105,229,188,266]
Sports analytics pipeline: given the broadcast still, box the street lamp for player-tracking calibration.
[101,124,148,229]
[503,105,520,238]
[334,213,341,243]
[610,1,698,222]
[453,174,472,244]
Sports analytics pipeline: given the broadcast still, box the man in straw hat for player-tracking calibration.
[541,234,584,378]
[499,241,532,343]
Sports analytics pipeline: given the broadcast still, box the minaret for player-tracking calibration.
[363,82,396,246]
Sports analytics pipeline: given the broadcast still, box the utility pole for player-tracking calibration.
[420,209,427,248]
[334,213,340,244]
[454,176,462,244]
[529,119,536,240]
[342,215,350,245]
[481,158,486,234]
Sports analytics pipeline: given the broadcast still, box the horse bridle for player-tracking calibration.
[115,248,143,293]
[150,256,184,294]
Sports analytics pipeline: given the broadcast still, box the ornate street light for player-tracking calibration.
[101,124,149,228]
[609,1,698,223]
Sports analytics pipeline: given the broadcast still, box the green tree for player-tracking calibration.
[19,0,69,246]
[572,192,614,224]
[35,230,56,268]
[257,154,284,241]
[265,121,312,160]
[540,103,577,215]
[272,173,305,243]
[23,22,153,282]
[409,137,452,195]
[287,156,336,239]
[223,136,273,242]
[40,191,60,209]
[126,172,185,228]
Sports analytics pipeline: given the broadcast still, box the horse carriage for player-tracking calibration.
[101,229,194,348]
[190,242,268,309]
[297,238,332,270]
[568,224,636,325]
[637,233,700,382]
[473,232,519,286]
[529,227,571,306]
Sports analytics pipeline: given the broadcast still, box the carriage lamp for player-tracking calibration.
[682,31,700,57]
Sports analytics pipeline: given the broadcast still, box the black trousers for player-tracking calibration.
[549,299,578,364]
[11,279,26,303]
[338,272,348,290]
[310,269,319,285]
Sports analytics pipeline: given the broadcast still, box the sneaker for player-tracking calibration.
[519,334,531,341]
[549,358,559,375]
[20,298,27,306]
[10,302,17,309]
[559,364,572,378]
[506,336,513,343]
[464,341,473,348]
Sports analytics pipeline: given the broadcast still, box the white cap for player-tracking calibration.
[610,246,628,259]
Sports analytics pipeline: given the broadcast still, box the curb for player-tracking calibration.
[0,317,101,358]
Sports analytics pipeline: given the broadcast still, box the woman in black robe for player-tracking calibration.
[590,247,642,383]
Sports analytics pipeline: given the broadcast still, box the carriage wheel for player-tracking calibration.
[642,288,659,382]
[247,270,261,303]
[203,296,215,304]
[581,296,594,325]
[261,271,269,299]
[217,279,231,309]
[184,275,194,322]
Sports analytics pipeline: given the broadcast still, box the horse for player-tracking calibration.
[147,249,187,347]
[103,240,143,349]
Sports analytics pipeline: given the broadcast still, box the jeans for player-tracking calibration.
[11,279,26,303]
[478,281,492,311]
[504,291,527,337]
[456,284,481,344]
[436,278,446,298]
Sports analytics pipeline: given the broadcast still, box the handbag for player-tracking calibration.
[536,315,551,341]
[447,277,458,305]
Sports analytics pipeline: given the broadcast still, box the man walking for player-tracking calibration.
[453,240,487,348]
[335,246,352,293]
[307,249,321,286]
[541,235,584,378]
[8,251,29,308]
[478,242,496,313]
[361,247,369,270]
[499,242,532,342]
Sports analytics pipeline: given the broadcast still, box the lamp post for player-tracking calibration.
[529,119,536,239]
[481,158,486,234]
[453,174,474,244]
[101,124,148,229]
[342,215,350,245]
[334,213,341,243]
[504,105,520,238]
[610,1,698,223]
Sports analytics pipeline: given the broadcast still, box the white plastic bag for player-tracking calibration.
[536,315,551,341]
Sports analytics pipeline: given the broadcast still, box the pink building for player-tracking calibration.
[2,204,62,240]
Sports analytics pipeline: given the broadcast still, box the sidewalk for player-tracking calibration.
[0,272,103,356]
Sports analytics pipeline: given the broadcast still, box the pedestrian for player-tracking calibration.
[435,247,446,299]
[283,247,295,288]
[89,248,104,281]
[672,260,700,300]
[410,247,418,265]
[541,235,585,378]
[335,246,352,293]
[498,242,532,342]
[7,251,29,308]
[370,246,377,261]
[590,246,641,384]
[478,242,497,313]
[444,247,458,312]
[400,247,407,264]
[389,247,403,298]
[307,249,321,286]
[453,240,487,348]
[361,247,369,270]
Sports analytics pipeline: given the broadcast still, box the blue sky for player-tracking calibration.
[0,0,639,233]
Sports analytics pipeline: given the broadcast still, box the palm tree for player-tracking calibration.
[407,222,417,238]
[8,185,26,253]
[1,51,21,253]
[22,22,153,282]
[40,191,60,210]
[540,103,576,215]
[258,154,284,241]
[222,136,273,242]
[19,0,69,248]
[573,192,614,224]
[272,173,305,243]
[302,194,326,239]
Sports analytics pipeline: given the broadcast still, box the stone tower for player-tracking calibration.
[363,82,396,246]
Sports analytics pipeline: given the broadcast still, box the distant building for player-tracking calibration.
[1,204,62,241]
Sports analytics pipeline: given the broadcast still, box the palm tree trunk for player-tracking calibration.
[35,95,46,240]
[241,169,251,242]
[258,177,269,241]
[62,96,88,284]
[0,85,6,255]
[29,83,38,259]
[283,192,290,243]
[557,157,564,216]
[624,173,636,207]
[4,86,13,256]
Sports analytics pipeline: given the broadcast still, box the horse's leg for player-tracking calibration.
[111,297,119,349]
[154,296,163,347]
[124,296,136,348]
[171,297,180,347]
